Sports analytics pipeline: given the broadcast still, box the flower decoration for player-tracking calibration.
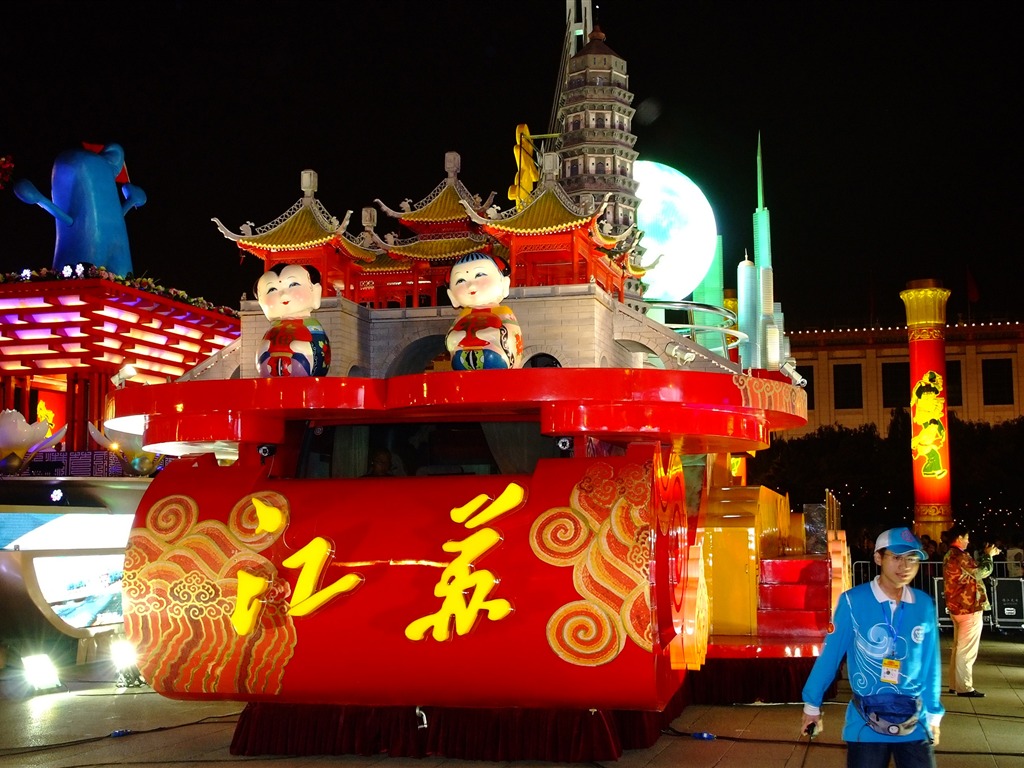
[0,409,67,475]
[87,422,163,477]
[0,263,238,317]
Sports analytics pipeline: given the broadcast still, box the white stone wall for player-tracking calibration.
[200,284,738,381]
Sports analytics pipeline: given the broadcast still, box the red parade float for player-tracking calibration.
[3,11,838,762]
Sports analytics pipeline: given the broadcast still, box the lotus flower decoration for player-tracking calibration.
[0,409,67,474]
[87,422,162,476]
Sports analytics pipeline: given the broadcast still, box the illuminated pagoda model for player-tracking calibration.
[211,14,646,319]
[212,157,499,309]
[552,24,639,240]
[214,152,637,319]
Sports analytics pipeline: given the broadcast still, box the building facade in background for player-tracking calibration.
[787,321,1023,437]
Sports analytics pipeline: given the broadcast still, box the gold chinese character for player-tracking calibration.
[282,536,363,617]
[231,570,269,635]
[405,483,524,641]
[230,498,362,635]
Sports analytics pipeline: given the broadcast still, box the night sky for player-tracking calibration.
[1,2,1018,329]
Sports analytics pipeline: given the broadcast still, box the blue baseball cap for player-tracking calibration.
[875,527,926,559]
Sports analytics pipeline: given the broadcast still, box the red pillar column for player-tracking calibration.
[16,375,32,420]
[899,279,953,544]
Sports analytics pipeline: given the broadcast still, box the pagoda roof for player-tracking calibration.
[591,219,633,249]
[212,197,351,256]
[376,177,491,226]
[589,215,644,271]
[574,26,621,60]
[379,232,491,262]
[620,245,648,277]
[464,183,594,235]
[357,252,416,274]
[355,231,494,274]
[336,231,387,264]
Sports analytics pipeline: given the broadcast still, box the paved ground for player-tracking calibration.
[1,634,1022,767]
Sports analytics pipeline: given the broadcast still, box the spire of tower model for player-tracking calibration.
[757,132,765,211]
[752,134,772,271]
[566,0,594,56]
[550,0,596,134]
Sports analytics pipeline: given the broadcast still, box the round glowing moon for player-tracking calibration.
[634,160,718,301]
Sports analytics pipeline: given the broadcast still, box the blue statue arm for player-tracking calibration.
[121,183,147,215]
[12,179,74,225]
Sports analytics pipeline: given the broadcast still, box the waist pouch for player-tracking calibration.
[853,693,922,736]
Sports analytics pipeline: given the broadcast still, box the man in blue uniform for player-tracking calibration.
[801,527,944,768]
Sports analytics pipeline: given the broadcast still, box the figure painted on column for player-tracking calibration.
[256,263,330,377]
[445,252,523,370]
[910,371,947,479]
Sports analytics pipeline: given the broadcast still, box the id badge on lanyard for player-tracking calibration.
[881,601,903,684]
[881,657,901,683]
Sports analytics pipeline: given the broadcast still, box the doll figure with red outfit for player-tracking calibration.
[256,263,331,377]
[445,252,523,370]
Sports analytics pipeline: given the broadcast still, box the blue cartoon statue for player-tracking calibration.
[13,143,147,277]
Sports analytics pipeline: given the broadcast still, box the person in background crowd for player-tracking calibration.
[802,527,943,768]
[936,530,951,558]
[1006,540,1024,578]
[919,534,938,560]
[854,528,874,562]
[943,523,999,698]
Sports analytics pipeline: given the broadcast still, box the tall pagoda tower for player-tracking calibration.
[552,18,639,239]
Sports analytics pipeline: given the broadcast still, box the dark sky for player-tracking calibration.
[1,2,1018,329]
